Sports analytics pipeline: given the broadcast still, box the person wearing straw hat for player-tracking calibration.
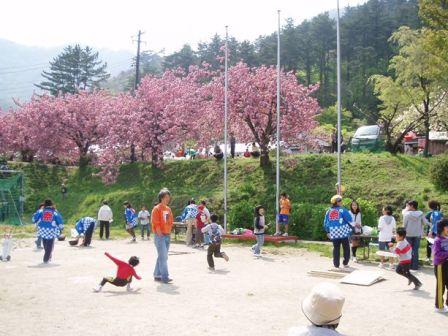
[288,282,346,335]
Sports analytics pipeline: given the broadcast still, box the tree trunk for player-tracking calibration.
[130,144,137,163]
[259,144,270,167]
[423,117,430,157]
[79,152,90,170]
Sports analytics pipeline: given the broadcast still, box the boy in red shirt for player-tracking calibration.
[94,252,141,292]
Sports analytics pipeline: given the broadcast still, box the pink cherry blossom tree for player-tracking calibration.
[204,62,320,166]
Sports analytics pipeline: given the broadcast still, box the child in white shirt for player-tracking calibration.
[378,205,396,269]
[138,206,151,240]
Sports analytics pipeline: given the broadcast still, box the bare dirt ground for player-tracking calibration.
[0,238,447,336]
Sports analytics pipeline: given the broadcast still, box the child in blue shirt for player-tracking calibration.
[426,200,444,262]
[123,202,137,243]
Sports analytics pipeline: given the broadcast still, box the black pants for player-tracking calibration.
[396,263,421,286]
[99,221,110,239]
[42,238,55,263]
[83,224,94,246]
[230,146,235,158]
[207,243,224,268]
[332,238,350,268]
[435,262,448,309]
[100,277,131,287]
[427,241,433,259]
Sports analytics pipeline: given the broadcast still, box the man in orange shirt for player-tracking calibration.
[275,192,291,237]
[151,188,174,284]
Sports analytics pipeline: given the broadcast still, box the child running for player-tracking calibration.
[433,219,448,313]
[94,252,141,292]
[389,227,422,290]
[378,205,396,269]
[201,214,229,270]
[123,201,138,243]
[252,205,268,257]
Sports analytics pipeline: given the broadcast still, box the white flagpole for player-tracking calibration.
[275,10,281,234]
[336,0,342,194]
[224,26,229,232]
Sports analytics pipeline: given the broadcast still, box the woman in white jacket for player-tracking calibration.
[98,201,113,240]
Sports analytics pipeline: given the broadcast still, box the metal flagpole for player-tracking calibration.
[224,26,229,232]
[336,0,342,194]
[275,10,281,234]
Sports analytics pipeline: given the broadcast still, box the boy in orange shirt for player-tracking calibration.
[275,193,291,237]
[151,188,174,284]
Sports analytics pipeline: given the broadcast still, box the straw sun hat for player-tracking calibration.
[301,283,345,326]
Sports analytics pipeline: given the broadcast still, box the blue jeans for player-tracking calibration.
[406,237,421,270]
[154,234,170,280]
[252,234,265,254]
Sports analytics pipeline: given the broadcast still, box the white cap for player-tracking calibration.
[302,282,345,326]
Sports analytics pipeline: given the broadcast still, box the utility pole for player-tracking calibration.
[133,30,145,92]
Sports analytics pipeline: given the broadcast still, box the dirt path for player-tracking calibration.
[0,239,446,336]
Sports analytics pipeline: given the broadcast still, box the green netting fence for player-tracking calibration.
[0,172,24,226]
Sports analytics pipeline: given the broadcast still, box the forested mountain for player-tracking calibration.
[155,0,420,121]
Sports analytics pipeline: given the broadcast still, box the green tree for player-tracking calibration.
[36,45,110,95]
[163,44,198,72]
[371,27,448,156]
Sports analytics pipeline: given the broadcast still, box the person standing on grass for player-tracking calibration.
[389,228,422,290]
[181,199,198,246]
[74,216,97,247]
[426,200,443,263]
[324,195,353,270]
[34,199,64,264]
[433,219,448,314]
[123,201,137,243]
[403,200,429,270]
[349,200,362,263]
[275,193,291,237]
[201,214,229,270]
[98,201,113,240]
[252,205,268,257]
[378,205,396,270]
[152,188,174,284]
[138,205,151,240]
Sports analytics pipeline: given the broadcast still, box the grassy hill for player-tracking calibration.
[13,153,447,240]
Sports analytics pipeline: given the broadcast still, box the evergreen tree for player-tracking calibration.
[163,44,198,72]
[36,44,110,95]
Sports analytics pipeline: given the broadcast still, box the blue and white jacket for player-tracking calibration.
[324,206,353,240]
[33,207,64,239]
[426,210,444,235]
[180,204,199,221]
[124,208,138,227]
[75,217,97,235]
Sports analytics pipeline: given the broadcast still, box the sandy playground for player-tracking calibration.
[0,238,447,336]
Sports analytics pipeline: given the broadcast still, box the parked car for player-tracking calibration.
[350,125,384,152]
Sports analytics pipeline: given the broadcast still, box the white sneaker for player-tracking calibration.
[434,307,448,314]
[389,264,395,270]
[274,232,281,236]
[282,233,288,237]
[378,263,385,269]
[222,252,229,262]
[93,285,102,293]
[253,253,261,258]
[343,264,350,269]
[126,284,133,292]
[353,257,358,263]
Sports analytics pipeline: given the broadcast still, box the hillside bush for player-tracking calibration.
[430,155,448,191]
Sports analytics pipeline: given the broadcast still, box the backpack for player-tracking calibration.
[210,224,222,244]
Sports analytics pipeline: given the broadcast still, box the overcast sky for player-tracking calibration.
[1,0,368,54]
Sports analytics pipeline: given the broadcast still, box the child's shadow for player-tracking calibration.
[104,288,142,296]
[402,289,431,300]
[210,269,230,275]
[258,256,275,262]
[28,263,61,268]
[157,284,180,295]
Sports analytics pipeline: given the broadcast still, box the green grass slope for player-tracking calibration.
[15,153,447,240]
